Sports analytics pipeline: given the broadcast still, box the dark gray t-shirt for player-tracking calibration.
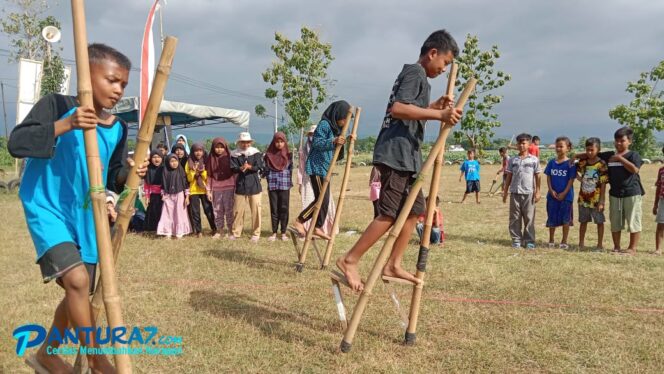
[373,63,431,173]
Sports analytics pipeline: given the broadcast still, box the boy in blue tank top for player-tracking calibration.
[8,44,147,373]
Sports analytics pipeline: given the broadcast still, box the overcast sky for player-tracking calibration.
[1,0,664,145]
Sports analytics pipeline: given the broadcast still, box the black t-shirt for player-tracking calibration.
[373,64,431,173]
[598,150,644,197]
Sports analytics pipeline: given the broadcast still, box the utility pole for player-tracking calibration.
[274,98,278,133]
[1,82,8,138]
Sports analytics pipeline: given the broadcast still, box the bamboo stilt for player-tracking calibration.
[295,109,354,272]
[70,0,131,372]
[404,63,457,345]
[339,77,477,353]
[321,107,362,269]
[73,37,178,373]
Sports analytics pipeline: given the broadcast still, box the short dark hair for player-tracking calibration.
[532,136,540,142]
[586,137,601,149]
[555,136,572,149]
[614,126,633,141]
[516,133,532,142]
[89,43,131,71]
[420,30,459,58]
[156,143,167,150]
[499,147,507,153]
[467,148,476,154]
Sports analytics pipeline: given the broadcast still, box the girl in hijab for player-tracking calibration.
[157,153,192,239]
[171,143,188,169]
[292,100,351,240]
[174,133,191,154]
[205,137,236,239]
[185,143,216,237]
[144,150,165,232]
[298,125,338,237]
[230,132,264,242]
[264,132,293,241]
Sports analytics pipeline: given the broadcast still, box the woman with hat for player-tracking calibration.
[230,132,265,242]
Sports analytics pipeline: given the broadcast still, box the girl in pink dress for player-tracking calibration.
[157,153,192,239]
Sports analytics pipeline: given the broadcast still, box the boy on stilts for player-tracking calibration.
[336,30,462,291]
[8,44,147,373]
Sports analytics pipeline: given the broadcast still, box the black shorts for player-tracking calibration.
[37,242,97,295]
[376,164,426,219]
[465,180,480,193]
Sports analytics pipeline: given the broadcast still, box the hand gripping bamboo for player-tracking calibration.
[296,108,354,272]
[73,36,178,374]
[71,0,131,372]
[339,76,477,353]
[404,63,457,346]
[321,107,362,269]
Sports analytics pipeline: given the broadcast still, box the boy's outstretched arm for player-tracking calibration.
[8,94,96,158]
[391,102,462,124]
[610,154,640,174]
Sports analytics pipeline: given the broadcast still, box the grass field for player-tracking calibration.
[1,163,663,373]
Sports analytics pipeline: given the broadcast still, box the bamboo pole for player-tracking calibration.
[295,108,354,272]
[339,77,477,353]
[321,107,362,269]
[70,0,131,372]
[404,63,457,346]
[73,36,178,374]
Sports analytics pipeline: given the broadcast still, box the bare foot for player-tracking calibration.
[35,348,72,374]
[314,228,332,240]
[382,264,422,285]
[654,249,662,255]
[89,354,115,374]
[292,220,306,237]
[336,256,364,292]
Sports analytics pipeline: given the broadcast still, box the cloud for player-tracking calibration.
[1,0,664,144]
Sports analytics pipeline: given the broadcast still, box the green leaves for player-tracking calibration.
[259,26,334,132]
[609,59,664,157]
[454,34,510,154]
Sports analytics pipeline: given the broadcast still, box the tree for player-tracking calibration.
[453,34,511,154]
[257,26,334,147]
[609,60,664,157]
[1,0,66,96]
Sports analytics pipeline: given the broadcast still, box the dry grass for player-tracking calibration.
[1,163,663,373]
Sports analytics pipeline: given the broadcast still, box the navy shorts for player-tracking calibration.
[546,198,573,227]
[465,180,480,193]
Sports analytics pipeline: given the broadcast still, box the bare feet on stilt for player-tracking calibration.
[382,263,422,285]
[88,354,116,374]
[314,228,331,240]
[292,220,306,237]
[336,255,364,292]
[34,347,72,374]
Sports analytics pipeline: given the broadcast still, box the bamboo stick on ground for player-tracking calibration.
[321,107,362,269]
[404,63,457,346]
[70,0,131,372]
[74,36,178,374]
[296,108,354,272]
[339,77,477,353]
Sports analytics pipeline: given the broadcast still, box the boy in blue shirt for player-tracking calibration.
[8,44,147,373]
[459,148,481,204]
[544,137,576,249]
[337,30,462,291]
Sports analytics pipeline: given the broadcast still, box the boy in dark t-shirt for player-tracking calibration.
[575,127,643,254]
[337,30,463,291]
